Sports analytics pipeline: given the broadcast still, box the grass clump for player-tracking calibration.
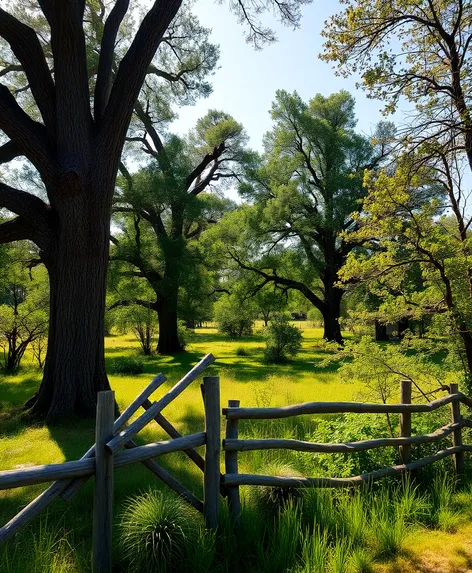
[119,490,198,573]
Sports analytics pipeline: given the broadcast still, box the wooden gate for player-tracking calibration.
[0,353,221,572]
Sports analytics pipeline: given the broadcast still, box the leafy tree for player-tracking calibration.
[112,111,248,353]
[322,0,472,171]
[0,0,308,419]
[263,314,302,363]
[110,302,158,356]
[213,91,392,342]
[253,286,287,326]
[340,154,472,388]
[214,294,256,338]
[0,243,48,371]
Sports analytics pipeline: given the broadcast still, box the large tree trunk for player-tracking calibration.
[322,310,343,344]
[321,272,344,344]
[27,190,112,421]
[156,291,182,354]
[375,320,389,341]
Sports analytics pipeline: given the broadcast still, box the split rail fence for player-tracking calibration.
[2,362,472,571]
[222,380,472,527]
[0,354,221,573]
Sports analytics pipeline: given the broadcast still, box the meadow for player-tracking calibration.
[1,324,472,572]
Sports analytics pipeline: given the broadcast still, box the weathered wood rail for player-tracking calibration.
[0,354,221,573]
[222,381,472,526]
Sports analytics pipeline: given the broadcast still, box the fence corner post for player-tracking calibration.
[400,379,412,465]
[225,400,241,530]
[203,376,220,530]
[93,390,115,573]
[450,383,464,482]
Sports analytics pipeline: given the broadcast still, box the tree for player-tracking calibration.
[0,0,309,419]
[0,243,48,371]
[214,294,256,338]
[112,111,249,354]
[214,91,392,342]
[339,154,472,388]
[322,0,472,173]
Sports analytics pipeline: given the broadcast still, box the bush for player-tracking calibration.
[235,345,249,356]
[263,315,303,363]
[214,296,255,338]
[119,490,199,573]
[178,320,194,350]
[108,356,144,375]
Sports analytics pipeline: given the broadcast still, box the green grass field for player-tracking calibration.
[2,324,472,572]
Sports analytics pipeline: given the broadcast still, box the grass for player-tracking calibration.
[1,323,472,571]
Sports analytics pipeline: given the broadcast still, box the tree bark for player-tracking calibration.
[27,190,112,421]
[156,292,182,354]
[375,320,389,341]
[320,290,343,343]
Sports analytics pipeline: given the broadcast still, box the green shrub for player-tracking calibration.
[235,345,249,356]
[263,315,303,363]
[178,320,194,350]
[108,356,144,375]
[119,490,199,573]
[214,295,255,338]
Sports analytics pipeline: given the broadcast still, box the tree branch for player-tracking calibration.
[228,250,326,311]
[0,216,32,244]
[100,0,183,158]
[187,143,224,190]
[0,140,22,164]
[0,8,56,130]
[0,84,54,176]
[94,0,130,120]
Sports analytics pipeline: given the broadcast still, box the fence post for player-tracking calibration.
[400,380,412,465]
[225,400,241,530]
[450,383,464,481]
[203,376,220,530]
[93,391,115,573]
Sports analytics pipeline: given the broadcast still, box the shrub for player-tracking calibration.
[214,296,255,338]
[108,356,144,375]
[263,315,302,363]
[119,490,199,573]
[235,345,249,356]
[178,320,194,350]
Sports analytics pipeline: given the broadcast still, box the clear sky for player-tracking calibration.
[172,0,391,150]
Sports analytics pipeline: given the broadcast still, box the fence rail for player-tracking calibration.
[222,380,472,527]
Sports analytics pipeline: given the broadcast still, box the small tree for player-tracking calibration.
[263,314,302,363]
[0,245,48,371]
[214,295,255,338]
[111,303,158,356]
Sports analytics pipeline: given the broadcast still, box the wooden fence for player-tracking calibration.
[222,381,472,527]
[2,368,472,571]
[0,354,221,573]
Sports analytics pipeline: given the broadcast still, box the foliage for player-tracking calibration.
[338,154,472,389]
[110,302,158,356]
[108,356,144,376]
[214,294,256,337]
[119,490,199,573]
[263,314,303,363]
[0,244,49,371]
[207,90,392,342]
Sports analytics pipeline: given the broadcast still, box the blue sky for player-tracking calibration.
[172,0,392,149]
